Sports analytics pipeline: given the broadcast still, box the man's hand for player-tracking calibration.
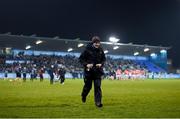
[96,64,102,68]
[87,64,93,68]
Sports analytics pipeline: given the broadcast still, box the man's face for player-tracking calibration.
[93,42,100,48]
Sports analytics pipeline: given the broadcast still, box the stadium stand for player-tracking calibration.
[135,60,166,73]
[0,34,180,79]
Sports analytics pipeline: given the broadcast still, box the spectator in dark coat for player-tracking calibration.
[58,67,66,84]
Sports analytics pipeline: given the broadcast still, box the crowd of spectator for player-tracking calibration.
[0,53,156,79]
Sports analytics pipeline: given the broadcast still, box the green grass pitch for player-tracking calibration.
[0,79,180,118]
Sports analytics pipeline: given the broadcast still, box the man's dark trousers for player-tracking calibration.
[81,75,102,104]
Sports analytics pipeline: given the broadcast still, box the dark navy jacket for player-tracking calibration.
[79,43,106,78]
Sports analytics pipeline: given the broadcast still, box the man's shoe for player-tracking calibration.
[82,96,86,103]
[96,103,103,108]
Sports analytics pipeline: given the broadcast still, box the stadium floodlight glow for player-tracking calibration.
[134,52,139,56]
[104,50,108,54]
[113,46,119,50]
[5,47,11,50]
[25,45,31,50]
[144,48,150,52]
[78,43,84,48]
[36,40,43,45]
[67,48,73,52]
[109,37,120,43]
[160,49,167,54]
[150,53,156,57]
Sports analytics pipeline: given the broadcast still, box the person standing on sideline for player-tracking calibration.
[58,66,66,84]
[48,65,54,84]
[4,70,8,80]
[79,36,106,108]
[39,67,44,82]
[22,67,27,82]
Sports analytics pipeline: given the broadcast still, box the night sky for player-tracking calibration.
[0,0,180,68]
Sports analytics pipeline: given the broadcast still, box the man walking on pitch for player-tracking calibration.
[79,36,106,108]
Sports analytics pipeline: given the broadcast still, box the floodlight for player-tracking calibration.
[160,49,167,53]
[25,45,31,50]
[78,43,84,48]
[67,48,73,52]
[113,46,119,50]
[36,40,43,45]
[144,48,150,52]
[104,50,108,54]
[5,47,11,50]
[134,52,139,56]
[150,53,156,57]
[109,37,120,43]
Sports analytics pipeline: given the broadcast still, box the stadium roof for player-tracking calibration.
[0,34,170,56]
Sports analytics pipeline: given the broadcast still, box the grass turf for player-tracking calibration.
[0,79,180,118]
